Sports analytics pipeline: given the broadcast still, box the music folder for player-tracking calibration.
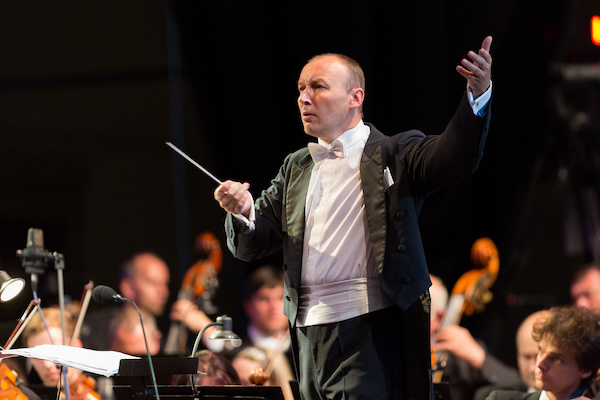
[113,357,284,400]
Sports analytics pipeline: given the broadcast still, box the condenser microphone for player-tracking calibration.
[16,228,55,293]
[92,285,161,400]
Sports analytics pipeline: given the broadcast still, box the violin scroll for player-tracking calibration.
[453,237,499,316]
[248,367,270,386]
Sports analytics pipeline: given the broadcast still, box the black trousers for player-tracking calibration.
[293,306,406,400]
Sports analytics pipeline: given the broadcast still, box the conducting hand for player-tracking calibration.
[214,180,253,218]
[456,36,493,99]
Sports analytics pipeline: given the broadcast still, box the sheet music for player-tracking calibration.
[0,345,139,377]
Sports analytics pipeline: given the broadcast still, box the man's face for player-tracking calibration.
[129,255,170,316]
[297,56,357,142]
[244,285,288,337]
[111,324,160,356]
[516,330,539,389]
[534,337,591,399]
[26,327,81,386]
[571,269,600,310]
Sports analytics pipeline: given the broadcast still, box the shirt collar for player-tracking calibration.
[316,120,369,156]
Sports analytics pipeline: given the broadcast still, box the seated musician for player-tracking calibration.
[20,307,100,400]
[430,275,523,400]
[231,346,295,400]
[486,306,600,400]
[171,350,239,386]
[108,306,161,356]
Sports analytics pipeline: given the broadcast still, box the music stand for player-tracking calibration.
[113,357,284,400]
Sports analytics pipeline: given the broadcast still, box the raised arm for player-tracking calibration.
[456,36,493,99]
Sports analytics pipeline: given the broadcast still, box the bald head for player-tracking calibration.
[120,252,170,316]
[307,53,365,94]
[516,310,549,389]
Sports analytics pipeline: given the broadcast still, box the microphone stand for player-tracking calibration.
[119,298,161,400]
[189,315,240,399]
[17,228,71,400]
[52,251,72,400]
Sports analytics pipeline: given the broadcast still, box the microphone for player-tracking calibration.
[91,285,126,304]
[16,228,53,293]
[92,285,161,400]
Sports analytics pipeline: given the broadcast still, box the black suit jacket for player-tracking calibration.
[225,92,491,399]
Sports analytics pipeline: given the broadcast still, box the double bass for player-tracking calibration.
[164,232,223,355]
[432,237,499,383]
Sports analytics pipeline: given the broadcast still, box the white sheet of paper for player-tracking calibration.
[0,345,139,377]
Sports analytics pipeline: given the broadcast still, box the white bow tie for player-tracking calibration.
[307,141,346,162]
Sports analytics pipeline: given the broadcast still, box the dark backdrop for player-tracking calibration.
[1,0,599,368]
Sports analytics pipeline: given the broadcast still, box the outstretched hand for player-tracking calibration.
[456,36,493,99]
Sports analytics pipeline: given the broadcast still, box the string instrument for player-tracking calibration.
[164,232,223,355]
[248,368,270,386]
[247,332,291,387]
[0,299,41,400]
[0,364,28,400]
[68,282,100,400]
[432,237,500,383]
[68,375,100,400]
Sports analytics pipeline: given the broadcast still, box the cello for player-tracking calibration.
[164,232,223,355]
[432,237,499,383]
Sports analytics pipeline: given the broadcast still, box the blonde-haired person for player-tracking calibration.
[21,307,99,400]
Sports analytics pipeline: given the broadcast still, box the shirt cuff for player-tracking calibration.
[231,193,256,231]
[468,81,492,116]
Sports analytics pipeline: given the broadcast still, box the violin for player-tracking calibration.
[67,282,100,400]
[248,367,270,386]
[432,237,499,383]
[164,232,223,355]
[0,364,28,400]
[68,374,100,400]
[0,300,41,400]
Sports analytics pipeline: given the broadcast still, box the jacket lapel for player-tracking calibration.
[361,128,387,273]
[286,153,313,241]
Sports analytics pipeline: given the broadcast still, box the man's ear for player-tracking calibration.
[349,88,365,110]
[120,278,135,300]
[581,369,592,380]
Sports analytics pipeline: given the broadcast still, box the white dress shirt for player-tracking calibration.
[297,120,393,327]
[235,84,493,328]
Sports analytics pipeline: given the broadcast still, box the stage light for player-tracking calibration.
[592,15,600,46]
[0,271,25,302]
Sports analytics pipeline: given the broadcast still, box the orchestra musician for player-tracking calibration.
[21,307,100,400]
[486,306,600,400]
[430,275,523,400]
[81,252,170,351]
[167,232,223,354]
